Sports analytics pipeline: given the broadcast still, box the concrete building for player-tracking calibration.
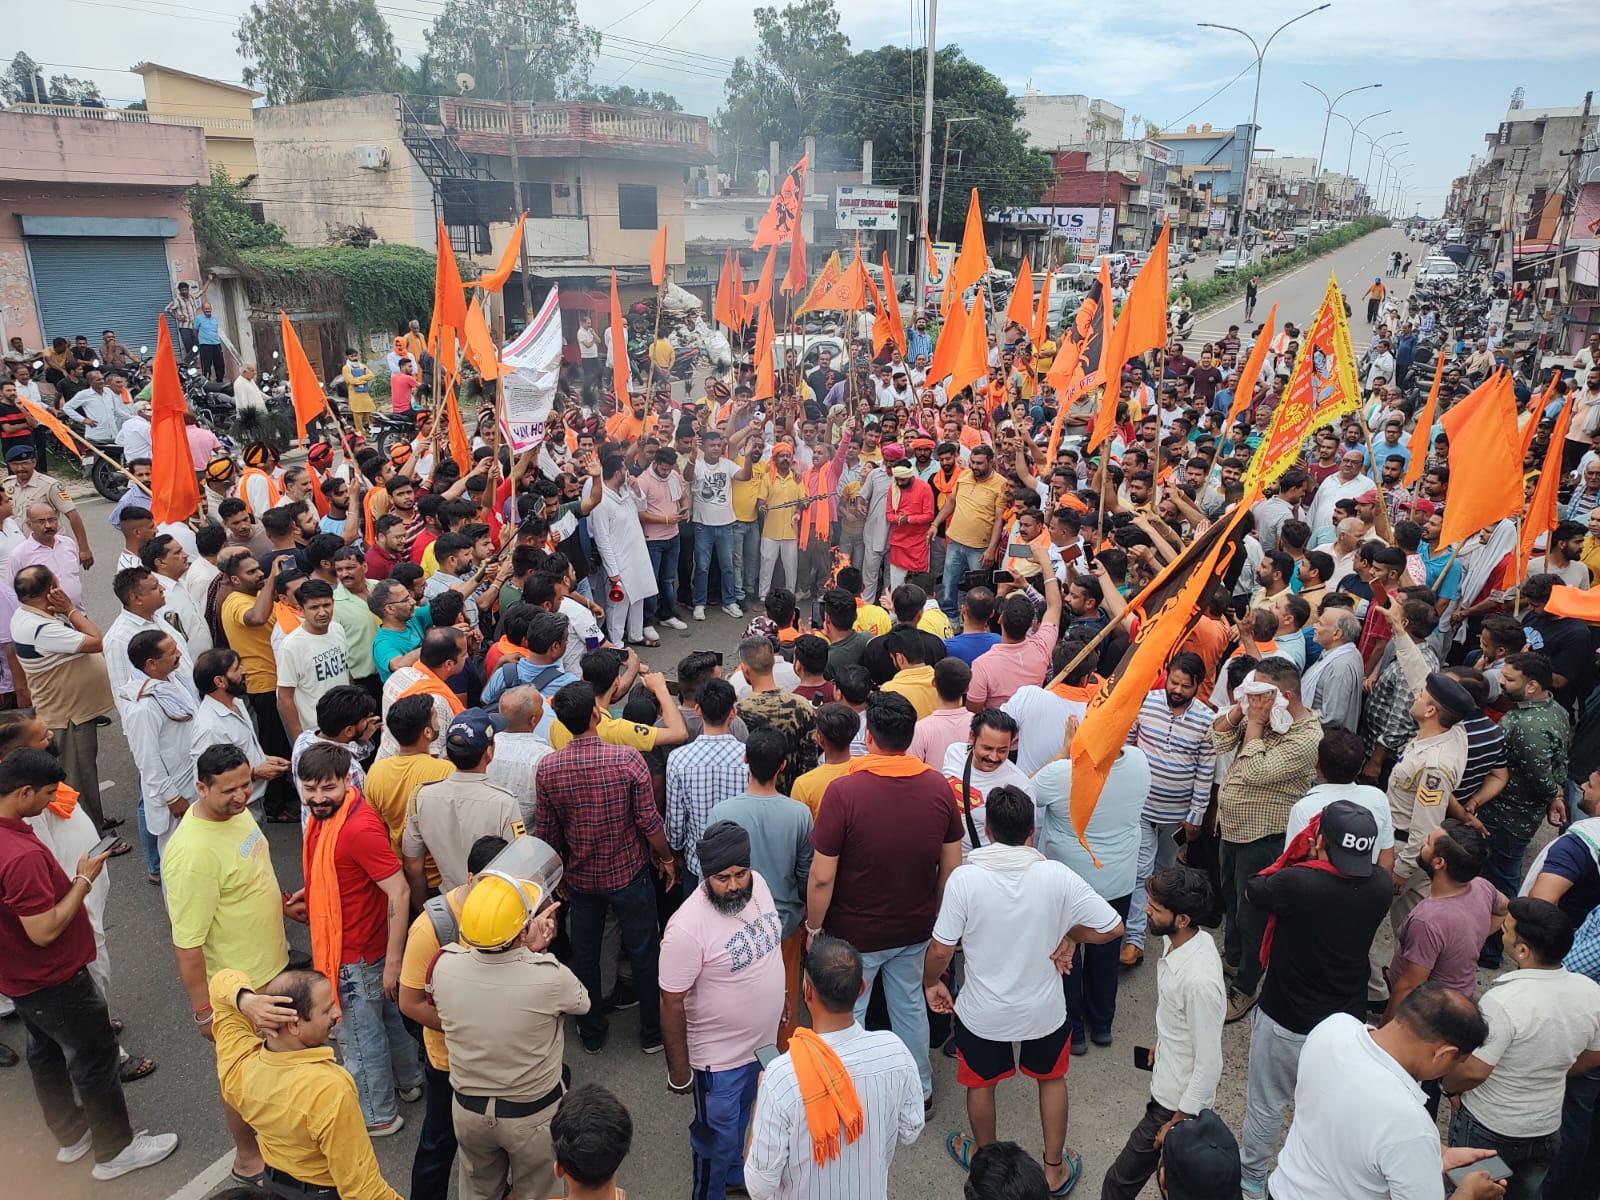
[130,63,262,180]
[0,109,207,354]
[1158,123,1254,235]
[1016,90,1126,151]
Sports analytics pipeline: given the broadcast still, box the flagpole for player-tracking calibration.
[487,288,506,533]
[1352,404,1393,539]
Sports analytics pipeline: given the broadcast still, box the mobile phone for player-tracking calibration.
[1171,826,1189,847]
[991,570,1014,585]
[89,833,120,858]
[1133,1046,1154,1072]
[1445,1155,1512,1187]
[755,1043,780,1070]
[711,651,724,666]
[1060,544,1082,563]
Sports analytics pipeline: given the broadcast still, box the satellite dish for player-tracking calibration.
[456,72,476,95]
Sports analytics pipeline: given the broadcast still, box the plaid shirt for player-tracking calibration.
[664,734,748,877]
[533,734,661,894]
[1362,639,1440,758]
[1210,711,1323,843]
[1565,905,1600,981]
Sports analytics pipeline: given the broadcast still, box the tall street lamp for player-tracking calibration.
[936,116,981,240]
[1380,152,1411,215]
[1197,4,1331,240]
[1303,80,1381,219]
[1331,108,1390,217]
[1373,143,1408,216]
[1362,130,1403,213]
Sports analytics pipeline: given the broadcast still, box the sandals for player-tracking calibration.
[946,1131,975,1172]
[1044,1149,1083,1196]
[229,1169,268,1190]
[145,873,161,886]
[628,638,661,649]
[105,841,132,858]
[118,1055,157,1083]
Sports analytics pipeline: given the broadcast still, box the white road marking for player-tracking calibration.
[161,1152,234,1200]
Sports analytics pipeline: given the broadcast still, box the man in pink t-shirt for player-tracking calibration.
[633,447,689,630]
[659,821,785,1199]
[967,568,1062,710]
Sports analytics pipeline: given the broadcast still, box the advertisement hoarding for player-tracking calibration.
[836,186,900,230]
[985,205,1116,250]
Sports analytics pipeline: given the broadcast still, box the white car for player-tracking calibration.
[1416,257,1460,282]
[1214,249,1250,276]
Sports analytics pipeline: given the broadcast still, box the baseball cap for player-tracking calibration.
[1161,1110,1241,1200]
[1354,488,1379,504]
[1320,799,1379,877]
[4,445,36,462]
[446,707,507,753]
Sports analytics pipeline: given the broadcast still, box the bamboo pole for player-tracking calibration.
[487,289,506,538]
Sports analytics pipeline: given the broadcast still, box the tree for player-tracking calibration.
[718,0,851,152]
[190,167,286,265]
[579,84,682,112]
[424,0,599,102]
[236,0,402,105]
[2,53,47,104]
[48,74,104,105]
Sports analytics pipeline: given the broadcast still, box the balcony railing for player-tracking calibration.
[440,98,710,157]
[8,101,253,134]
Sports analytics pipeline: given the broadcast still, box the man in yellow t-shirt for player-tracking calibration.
[549,660,691,754]
[789,701,857,816]
[930,443,1008,618]
[756,442,806,602]
[363,694,455,867]
[219,550,294,817]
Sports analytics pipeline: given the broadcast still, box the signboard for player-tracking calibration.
[1488,298,1510,328]
[986,205,1116,250]
[1208,208,1227,230]
[836,186,900,230]
[924,240,955,301]
[499,287,562,451]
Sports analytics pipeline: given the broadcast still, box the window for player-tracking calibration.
[525,181,553,219]
[448,224,490,255]
[618,184,658,230]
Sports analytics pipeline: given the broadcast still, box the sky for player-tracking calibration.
[13,0,1600,216]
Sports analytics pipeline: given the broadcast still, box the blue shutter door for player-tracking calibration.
[27,237,174,356]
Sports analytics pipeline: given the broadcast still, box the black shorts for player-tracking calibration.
[952,1015,1072,1087]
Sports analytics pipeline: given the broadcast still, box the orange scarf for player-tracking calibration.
[398,664,466,716]
[787,1027,864,1166]
[47,782,80,819]
[798,463,832,550]
[303,787,360,1010]
[1049,676,1103,703]
[274,603,301,636]
[932,467,960,498]
[494,636,530,664]
[847,753,934,779]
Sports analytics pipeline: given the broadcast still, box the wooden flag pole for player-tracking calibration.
[1044,598,1122,690]
[487,289,506,530]
[1352,405,1395,542]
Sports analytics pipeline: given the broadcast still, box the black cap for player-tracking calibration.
[1320,799,1379,877]
[1162,1110,1241,1199]
[1424,672,1475,720]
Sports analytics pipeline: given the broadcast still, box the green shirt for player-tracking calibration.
[333,585,378,679]
[372,606,431,682]
[826,630,871,675]
[1488,695,1571,841]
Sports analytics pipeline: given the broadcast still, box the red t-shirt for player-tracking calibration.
[410,529,438,566]
[0,818,96,996]
[811,767,962,952]
[365,544,399,581]
[304,799,399,964]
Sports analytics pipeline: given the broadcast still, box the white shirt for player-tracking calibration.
[156,572,211,655]
[1306,472,1376,533]
[485,730,552,829]
[940,741,1034,861]
[103,609,192,718]
[190,693,268,813]
[734,661,802,700]
[1150,930,1227,1114]
[744,1023,924,1200]
[1527,556,1590,590]
[1002,686,1090,775]
[63,386,123,435]
[275,622,352,734]
[558,596,603,677]
[116,413,152,461]
[1285,782,1395,860]
[577,325,599,360]
[1271,1013,1446,1200]
[1464,967,1600,1137]
[123,676,199,836]
[933,847,1117,1040]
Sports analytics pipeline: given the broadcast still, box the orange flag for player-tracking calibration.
[796,251,841,316]
[428,218,469,364]
[1403,352,1446,488]
[477,212,526,293]
[1520,374,1559,463]
[752,155,808,250]
[781,216,808,297]
[1030,267,1054,346]
[1089,224,1169,452]
[813,250,869,312]
[279,311,329,441]
[746,246,777,315]
[649,224,669,288]
[753,304,776,402]
[1225,303,1277,434]
[608,270,630,402]
[1437,371,1522,550]
[729,252,748,329]
[1544,585,1600,623]
[713,250,737,329]
[949,287,990,398]
[1519,390,1574,575]
[148,315,200,526]
[19,398,89,466]
[877,254,908,357]
[1004,256,1035,333]
[443,385,472,474]
[462,294,504,380]
[927,292,970,387]
[950,188,989,297]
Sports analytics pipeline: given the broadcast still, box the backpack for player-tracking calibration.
[486,660,569,710]
[423,894,457,947]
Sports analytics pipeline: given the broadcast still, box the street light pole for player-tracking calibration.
[1302,80,1381,220]
[936,115,980,242]
[1363,131,1403,214]
[1333,109,1391,217]
[1197,4,1330,242]
[915,0,938,311]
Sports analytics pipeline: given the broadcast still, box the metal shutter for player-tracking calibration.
[26,237,173,356]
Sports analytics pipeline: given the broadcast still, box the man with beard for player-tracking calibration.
[190,648,291,827]
[660,821,786,1200]
[931,444,1008,620]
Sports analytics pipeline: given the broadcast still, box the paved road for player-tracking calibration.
[1,225,1434,1200]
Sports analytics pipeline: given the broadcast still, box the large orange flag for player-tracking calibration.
[428,218,469,363]
[149,315,200,526]
[1519,391,1574,575]
[279,311,328,440]
[1437,371,1522,549]
[649,225,669,288]
[949,287,990,398]
[950,188,989,297]
[1225,303,1277,433]
[1004,256,1035,333]
[477,212,526,293]
[1520,374,1559,463]
[608,270,630,402]
[1544,586,1600,623]
[1043,260,1114,467]
[781,216,808,297]
[927,292,970,387]
[19,399,90,467]
[713,250,739,330]
[462,294,504,380]
[443,385,472,474]
[729,252,748,329]
[752,156,808,250]
[811,242,869,311]
[746,246,777,315]
[876,254,908,358]
[752,304,776,402]
[1089,222,1171,452]
[1030,266,1054,346]
[1403,352,1446,488]
[796,251,842,316]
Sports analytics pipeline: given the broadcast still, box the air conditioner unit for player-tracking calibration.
[355,144,390,171]
[554,184,571,197]
[744,216,756,232]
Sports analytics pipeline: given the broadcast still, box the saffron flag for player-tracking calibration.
[1004,257,1035,333]
[796,251,842,316]
[876,254,908,358]
[18,399,89,467]
[1519,389,1574,574]
[746,246,777,315]
[753,304,776,402]
[1520,374,1559,462]
[781,215,808,297]
[714,250,740,330]
[950,188,989,297]
[462,295,504,380]
[428,218,469,365]
[927,293,971,388]
[1403,352,1447,488]
[443,385,472,474]
[1030,266,1054,347]
[751,155,807,250]
[1436,370,1522,550]
[1046,257,1113,402]
[1225,303,1277,434]
[1089,221,1172,452]
[649,225,669,289]
[729,252,748,329]
[810,243,869,312]
[279,311,329,440]
[1067,502,1252,846]
[949,287,989,398]
[1544,585,1600,623]
[608,270,630,401]
[477,212,526,293]
[148,315,200,526]
[1243,276,1362,492]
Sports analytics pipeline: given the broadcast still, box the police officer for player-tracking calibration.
[428,862,588,1200]
[2,444,92,568]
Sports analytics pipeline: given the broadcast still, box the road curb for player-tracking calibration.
[1194,228,1390,323]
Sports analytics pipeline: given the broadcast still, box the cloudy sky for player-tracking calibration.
[14,0,1600,214]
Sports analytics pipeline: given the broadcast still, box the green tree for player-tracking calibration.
[718,0,851,152]
[190,167,287,265]
[1,53,47,104]
[48,74,104,105]
[424,0,600,102]
[236,0,402,105]
[579,84,682,112]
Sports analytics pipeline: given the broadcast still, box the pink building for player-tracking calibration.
[0,109,208,355]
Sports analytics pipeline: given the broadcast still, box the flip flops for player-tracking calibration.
[946,1131,975,1172]
[1045,1148,1083,1196]
[118,1055,157,1083]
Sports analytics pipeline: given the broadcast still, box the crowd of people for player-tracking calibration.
[3,236,1600,1200]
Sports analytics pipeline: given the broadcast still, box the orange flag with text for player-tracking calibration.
[752,156,808,250]
[149,316,200,526]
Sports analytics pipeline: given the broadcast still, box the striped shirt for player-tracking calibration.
[1455,714,1507,803]
[745,1023,925,1200]
[665,734,748,878]
[1126,692,1217,824]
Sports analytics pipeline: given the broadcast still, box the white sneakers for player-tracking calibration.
[662,616,687,630]
[693,606,706,621]
[89,1131,179,1181]
[56,1131,92,1164]
[641,625,660,643]
[723,603,744,619]
[397,1084,423,1103]
[367,1115,405,1138]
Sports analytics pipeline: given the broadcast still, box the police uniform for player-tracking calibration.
[401,774,525,894]
[3,470,78,521]
[427,944,588,1200]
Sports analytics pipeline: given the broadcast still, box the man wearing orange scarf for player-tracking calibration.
[377,627,468,760]
[745,935,924,1197]
[298,742,423,1136]
[805,692,963,1110]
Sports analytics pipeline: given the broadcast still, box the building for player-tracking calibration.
[1158,123,1254,236]
[987,140,1170,262]
[0,109,207,354]
[1456,103,1598,256]
[1016,91,1126,152]
[130,63,262,181]
[252,93,716,325]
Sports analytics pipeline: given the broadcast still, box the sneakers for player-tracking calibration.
[641,625,660,643]
[366,1116,405,1138]
[723,603,744,619]
[693,606,706,621]
[641,1037,665,1055]
[90,1131,178,1181]
[1119,943,1144,969]
[397,1085,423,1103]
[662,616,687,630]
[1225,988,1258,1024]
[56,1130,92,1164]
[605,982,639,1011]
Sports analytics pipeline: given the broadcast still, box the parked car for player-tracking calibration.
[1052,262,1095,290]
[1215,249,1250,275]
[1415,257,1460,282]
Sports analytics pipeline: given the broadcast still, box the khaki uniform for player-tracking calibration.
[428,945,589,1200]
[400,773,525,893]
[3,471,77,519]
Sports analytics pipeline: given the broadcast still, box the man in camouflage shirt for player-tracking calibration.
[732,637,817,796]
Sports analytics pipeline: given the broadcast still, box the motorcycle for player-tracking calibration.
[183,367,235,429]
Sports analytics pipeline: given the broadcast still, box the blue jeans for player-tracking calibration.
[941,540,987,620]
[134,788,161,878]
[854,941,932,1101]
[336,957,424,1127]
[410,1057,457,1200]
[1448,1103,1558,1200]
[694,522,738,607]
[1478,821,1530,966]
[690,1060,761,1200]
[732,520,761,603]
[647,534,680,621]
[1064,893,1132,1040]
[1125,818,1181,949]
[1546,1067,1600,1200]
[568,869,661,1050]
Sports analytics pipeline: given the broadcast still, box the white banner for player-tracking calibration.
[499,287,563,452]
[836,186,900,230]
[985,205,1115,249]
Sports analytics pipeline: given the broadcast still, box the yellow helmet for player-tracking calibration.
[457,871,543,951]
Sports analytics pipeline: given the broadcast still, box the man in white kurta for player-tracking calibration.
[587,454,658,646]
[1304,447,1377,536]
